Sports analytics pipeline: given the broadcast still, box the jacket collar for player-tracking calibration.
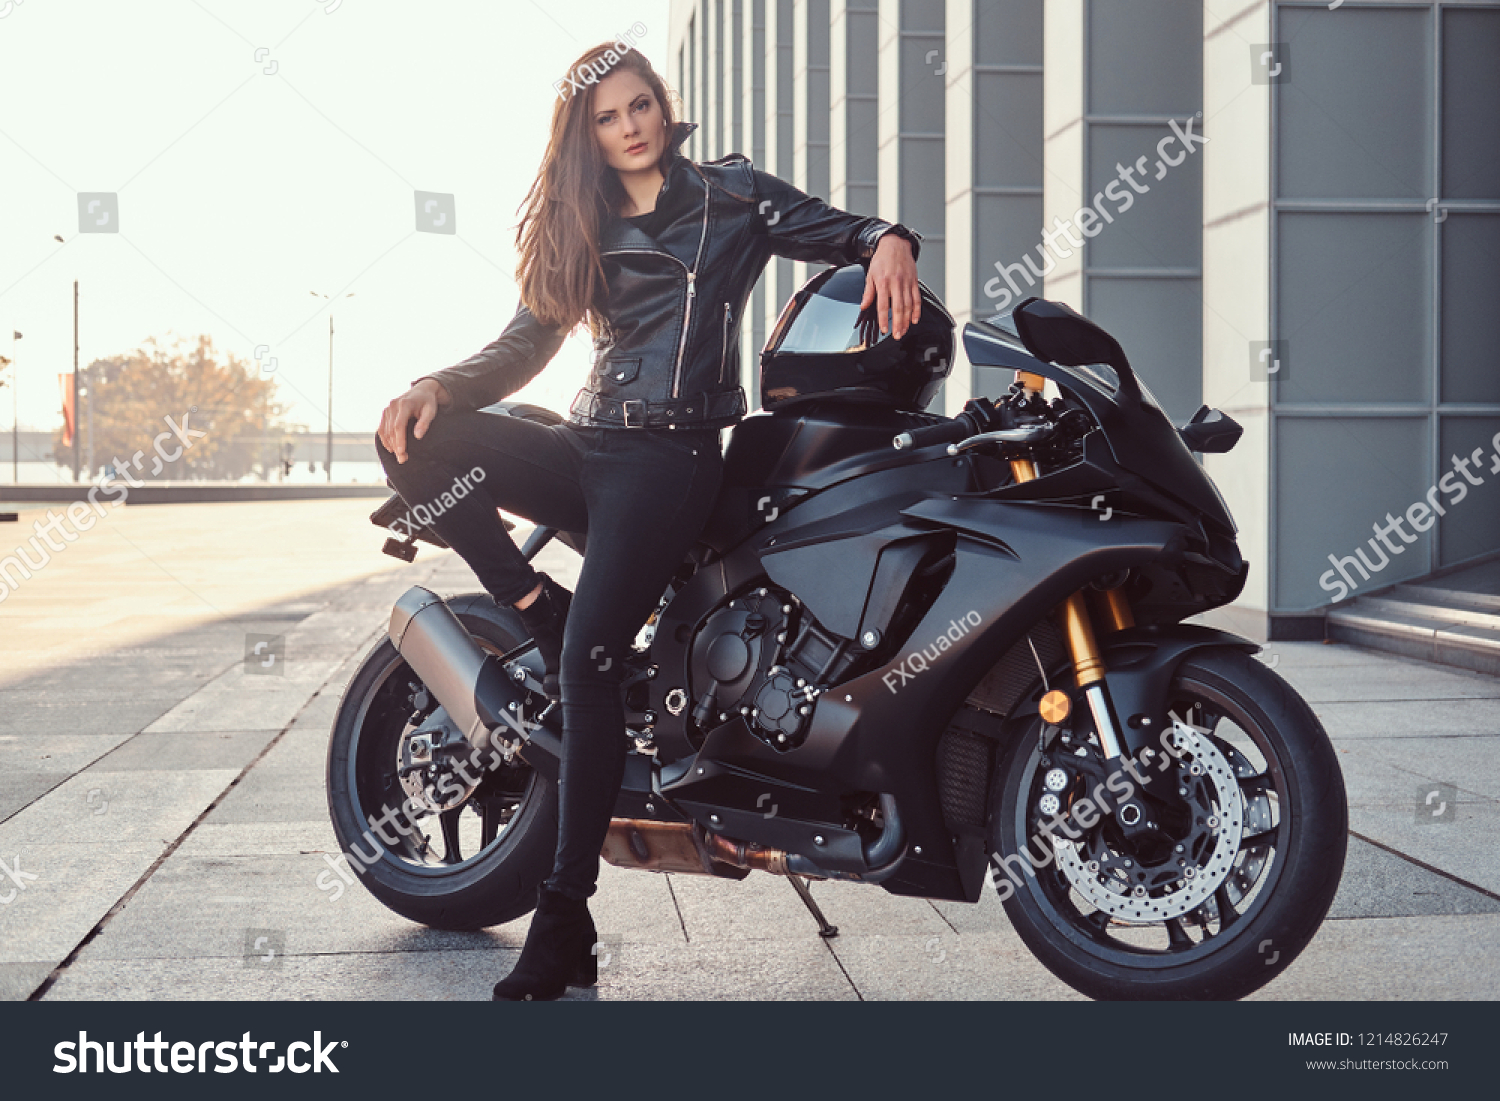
[647,120,700,205]
[667,120,698,158]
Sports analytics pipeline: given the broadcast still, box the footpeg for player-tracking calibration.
[383,536,418,562]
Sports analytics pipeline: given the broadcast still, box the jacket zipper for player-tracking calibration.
[720,303,732,385]
[673,177,712,399]
[598,174,711,402]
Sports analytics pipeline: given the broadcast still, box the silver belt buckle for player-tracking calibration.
[621,398,647,427]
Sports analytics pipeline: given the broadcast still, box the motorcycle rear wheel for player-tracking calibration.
[325,594,559,930]
[990,647,1347,1000]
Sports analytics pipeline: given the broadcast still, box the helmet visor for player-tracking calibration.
[769,294,873,355]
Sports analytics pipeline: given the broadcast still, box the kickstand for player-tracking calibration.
[787,874,839,938]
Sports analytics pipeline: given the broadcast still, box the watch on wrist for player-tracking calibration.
[876,224,922,261]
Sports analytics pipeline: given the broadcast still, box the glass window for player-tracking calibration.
[1276,416,1431,610]
[1441,215,1500,404]
[1442,8,1500,200]
[1086,123,1202,271]
[1088,0,1201,116]
[1438,417,1500,567]
[1276,213,1431,405]
[1277,6,1431,200]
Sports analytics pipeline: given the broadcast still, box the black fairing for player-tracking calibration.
[697,399,948,553]
[964,312,1237,535]
[724,400,948,489]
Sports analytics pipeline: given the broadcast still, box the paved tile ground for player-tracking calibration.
[0,501,1495,1000]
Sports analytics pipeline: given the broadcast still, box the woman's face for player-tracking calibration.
[592,69,666,174]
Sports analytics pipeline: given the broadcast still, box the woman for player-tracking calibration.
[375,41,922,1001]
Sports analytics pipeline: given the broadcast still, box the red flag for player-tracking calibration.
[60,373,75,447]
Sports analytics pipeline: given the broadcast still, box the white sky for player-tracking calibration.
[0,0,673,435]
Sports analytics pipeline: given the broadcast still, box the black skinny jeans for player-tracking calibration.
[376,411,724,901]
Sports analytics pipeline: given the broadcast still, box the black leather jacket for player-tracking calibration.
[418,121,921,430]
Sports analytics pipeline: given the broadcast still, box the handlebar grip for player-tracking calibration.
[893,418,976,451]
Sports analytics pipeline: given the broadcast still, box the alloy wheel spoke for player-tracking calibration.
[439,806,464,865]
[1214,884,1241,930]
[1239,827,1277,851]
[1169,703,1219,737]
[1239,773,1275,801]
[479,797,502,849]
[1165,916,1195,950]
[1193,906,1216,940]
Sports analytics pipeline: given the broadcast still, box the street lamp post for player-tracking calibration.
[326,314,333,483]
[72,280,79,483]
[9,329,18,484]
[44,237,75,484]
[83,358,94,479]
[310,291,354,483]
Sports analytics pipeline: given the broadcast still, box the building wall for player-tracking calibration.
[668,0,1500,635]
[1086,0,1203,429]
[739,0,768,409]
[763,1,798,367]
[829,0,881,219]
[877,0,948,409]
[1263,1,1500,621]
[792,0,832,293]
[1201,0,1273,637]
[948,0,1045,414]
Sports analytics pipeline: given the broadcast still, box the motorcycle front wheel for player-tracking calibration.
[990,647,1347,1000]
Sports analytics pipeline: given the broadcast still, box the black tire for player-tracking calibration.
[325,594,558,931]
[990,647,1347,1000]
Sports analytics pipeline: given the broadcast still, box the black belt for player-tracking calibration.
[569,387,747,427]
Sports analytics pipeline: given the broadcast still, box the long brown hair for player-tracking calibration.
[515,44,680,336]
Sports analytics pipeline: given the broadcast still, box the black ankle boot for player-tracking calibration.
[492,885,598,1001]
[513,573,570,701]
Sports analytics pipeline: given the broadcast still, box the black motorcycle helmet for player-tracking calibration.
[759,262,954,412]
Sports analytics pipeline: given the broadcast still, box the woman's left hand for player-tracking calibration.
[860,233,921,339]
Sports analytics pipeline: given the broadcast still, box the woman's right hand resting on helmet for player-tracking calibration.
[379,378,450,464]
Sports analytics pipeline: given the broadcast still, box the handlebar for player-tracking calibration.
[892,390,1067,456]
[892,417,981,452]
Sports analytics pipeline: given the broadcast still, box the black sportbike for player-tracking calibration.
[328,291,1347,1000]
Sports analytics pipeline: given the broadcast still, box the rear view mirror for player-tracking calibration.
[1178,405,1242,454]
[1012,297,1139,399]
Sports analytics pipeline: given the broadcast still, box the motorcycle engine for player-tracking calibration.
[687,585,863,750]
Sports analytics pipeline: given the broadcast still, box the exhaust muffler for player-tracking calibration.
[602,793,908,884]
[388,586,562,781]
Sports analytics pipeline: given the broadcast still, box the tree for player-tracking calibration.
[51,334,290,481]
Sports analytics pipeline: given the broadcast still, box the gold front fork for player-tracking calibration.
[1094,586,1135,634]
[1009,371,1128,758]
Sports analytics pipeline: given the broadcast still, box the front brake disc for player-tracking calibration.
[1051,720,1244,923]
